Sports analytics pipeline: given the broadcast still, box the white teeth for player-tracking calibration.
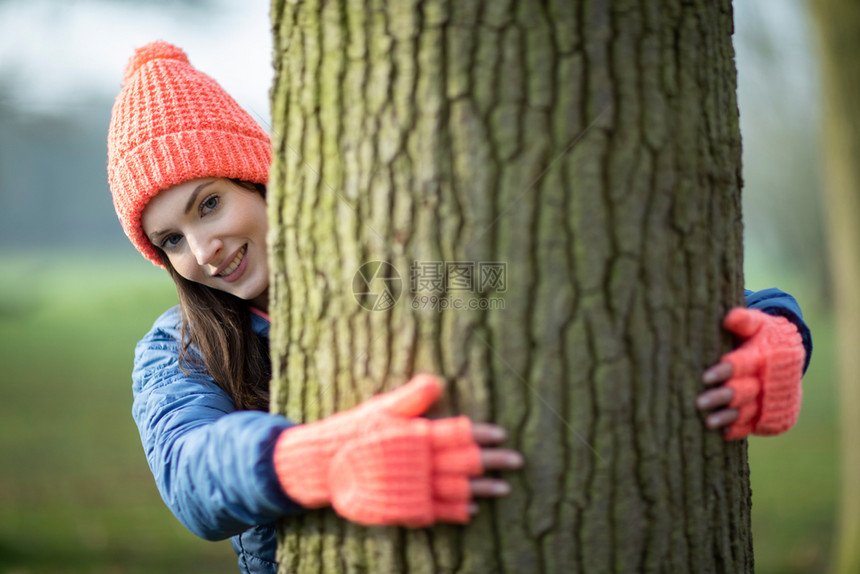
[219,245,246,277]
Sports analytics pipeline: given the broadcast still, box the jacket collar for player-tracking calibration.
[249,307,270,338]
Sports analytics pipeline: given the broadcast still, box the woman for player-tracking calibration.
[107,42,811,574]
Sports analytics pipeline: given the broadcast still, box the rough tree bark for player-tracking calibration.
[267,1,750,572]
[810,2,860,573]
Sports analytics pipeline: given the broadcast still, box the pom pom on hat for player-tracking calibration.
[107,41,271,267]
[122,41,189,86]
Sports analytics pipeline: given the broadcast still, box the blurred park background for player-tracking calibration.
[0,0,842,572]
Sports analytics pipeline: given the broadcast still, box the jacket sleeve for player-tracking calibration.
[744,288,813,373]
[131,307,304,541]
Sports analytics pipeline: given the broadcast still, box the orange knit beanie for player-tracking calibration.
[107,41,271,266]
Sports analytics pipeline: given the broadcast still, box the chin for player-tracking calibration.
[239,282,268,304]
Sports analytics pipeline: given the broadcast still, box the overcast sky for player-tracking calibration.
[0,0,272,121]
[0,0,816,118]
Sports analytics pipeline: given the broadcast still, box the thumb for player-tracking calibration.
[723,308,765,339]
[374,374,443,418]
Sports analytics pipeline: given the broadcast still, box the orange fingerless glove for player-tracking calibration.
[721,308,805,440]
[272,374,483,527]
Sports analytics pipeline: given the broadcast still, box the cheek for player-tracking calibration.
[168,254,204,282]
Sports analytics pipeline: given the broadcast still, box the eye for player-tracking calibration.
[200,194,219,216]
[161,234,183,249]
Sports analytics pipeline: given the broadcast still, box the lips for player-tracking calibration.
[217,244,247,278]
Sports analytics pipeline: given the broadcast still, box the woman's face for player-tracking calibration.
[142,177,269,309]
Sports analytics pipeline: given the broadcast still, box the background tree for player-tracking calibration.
[810,2,860,573]
[268,1,751,572]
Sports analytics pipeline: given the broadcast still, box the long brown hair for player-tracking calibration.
[155,180,270,412]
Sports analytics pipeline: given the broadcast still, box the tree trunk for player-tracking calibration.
[267,1,750,572]
[810,2,860,573]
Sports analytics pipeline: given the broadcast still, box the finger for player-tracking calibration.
[431,417,473,448]
[433,475,470,501]
[724,307,764,338]
[706,408,739,429]
[696,387,734,411]
[469,478,511,498]
[727,376,760,408]
[435,445,483,475]
[481,448,525,471]
[377,374,443,416]
[702,362,733,385]
[734,402,758,426]
[434,501,470,523]
[472,422,508,445]
[721,347,761,378]
[724,421,754,440]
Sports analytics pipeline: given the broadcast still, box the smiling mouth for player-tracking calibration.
[218,245,247,277]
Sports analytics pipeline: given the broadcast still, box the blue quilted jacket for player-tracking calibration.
[131,288,812,573]
[132,307,301,574]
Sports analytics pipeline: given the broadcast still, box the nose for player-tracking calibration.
[186,232,223,267]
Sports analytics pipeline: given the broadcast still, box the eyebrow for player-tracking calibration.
[147,180,217,244]
[184,180,216,214]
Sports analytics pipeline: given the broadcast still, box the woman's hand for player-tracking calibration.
[467,423,524,515]
[697,362,739,430]
[273,375,525,527]
[697,308,805,439]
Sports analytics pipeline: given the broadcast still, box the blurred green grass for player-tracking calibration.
[0,254,837,573]
[744,252,837,574]
[0,254,237,573]
[748,306,837,574]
